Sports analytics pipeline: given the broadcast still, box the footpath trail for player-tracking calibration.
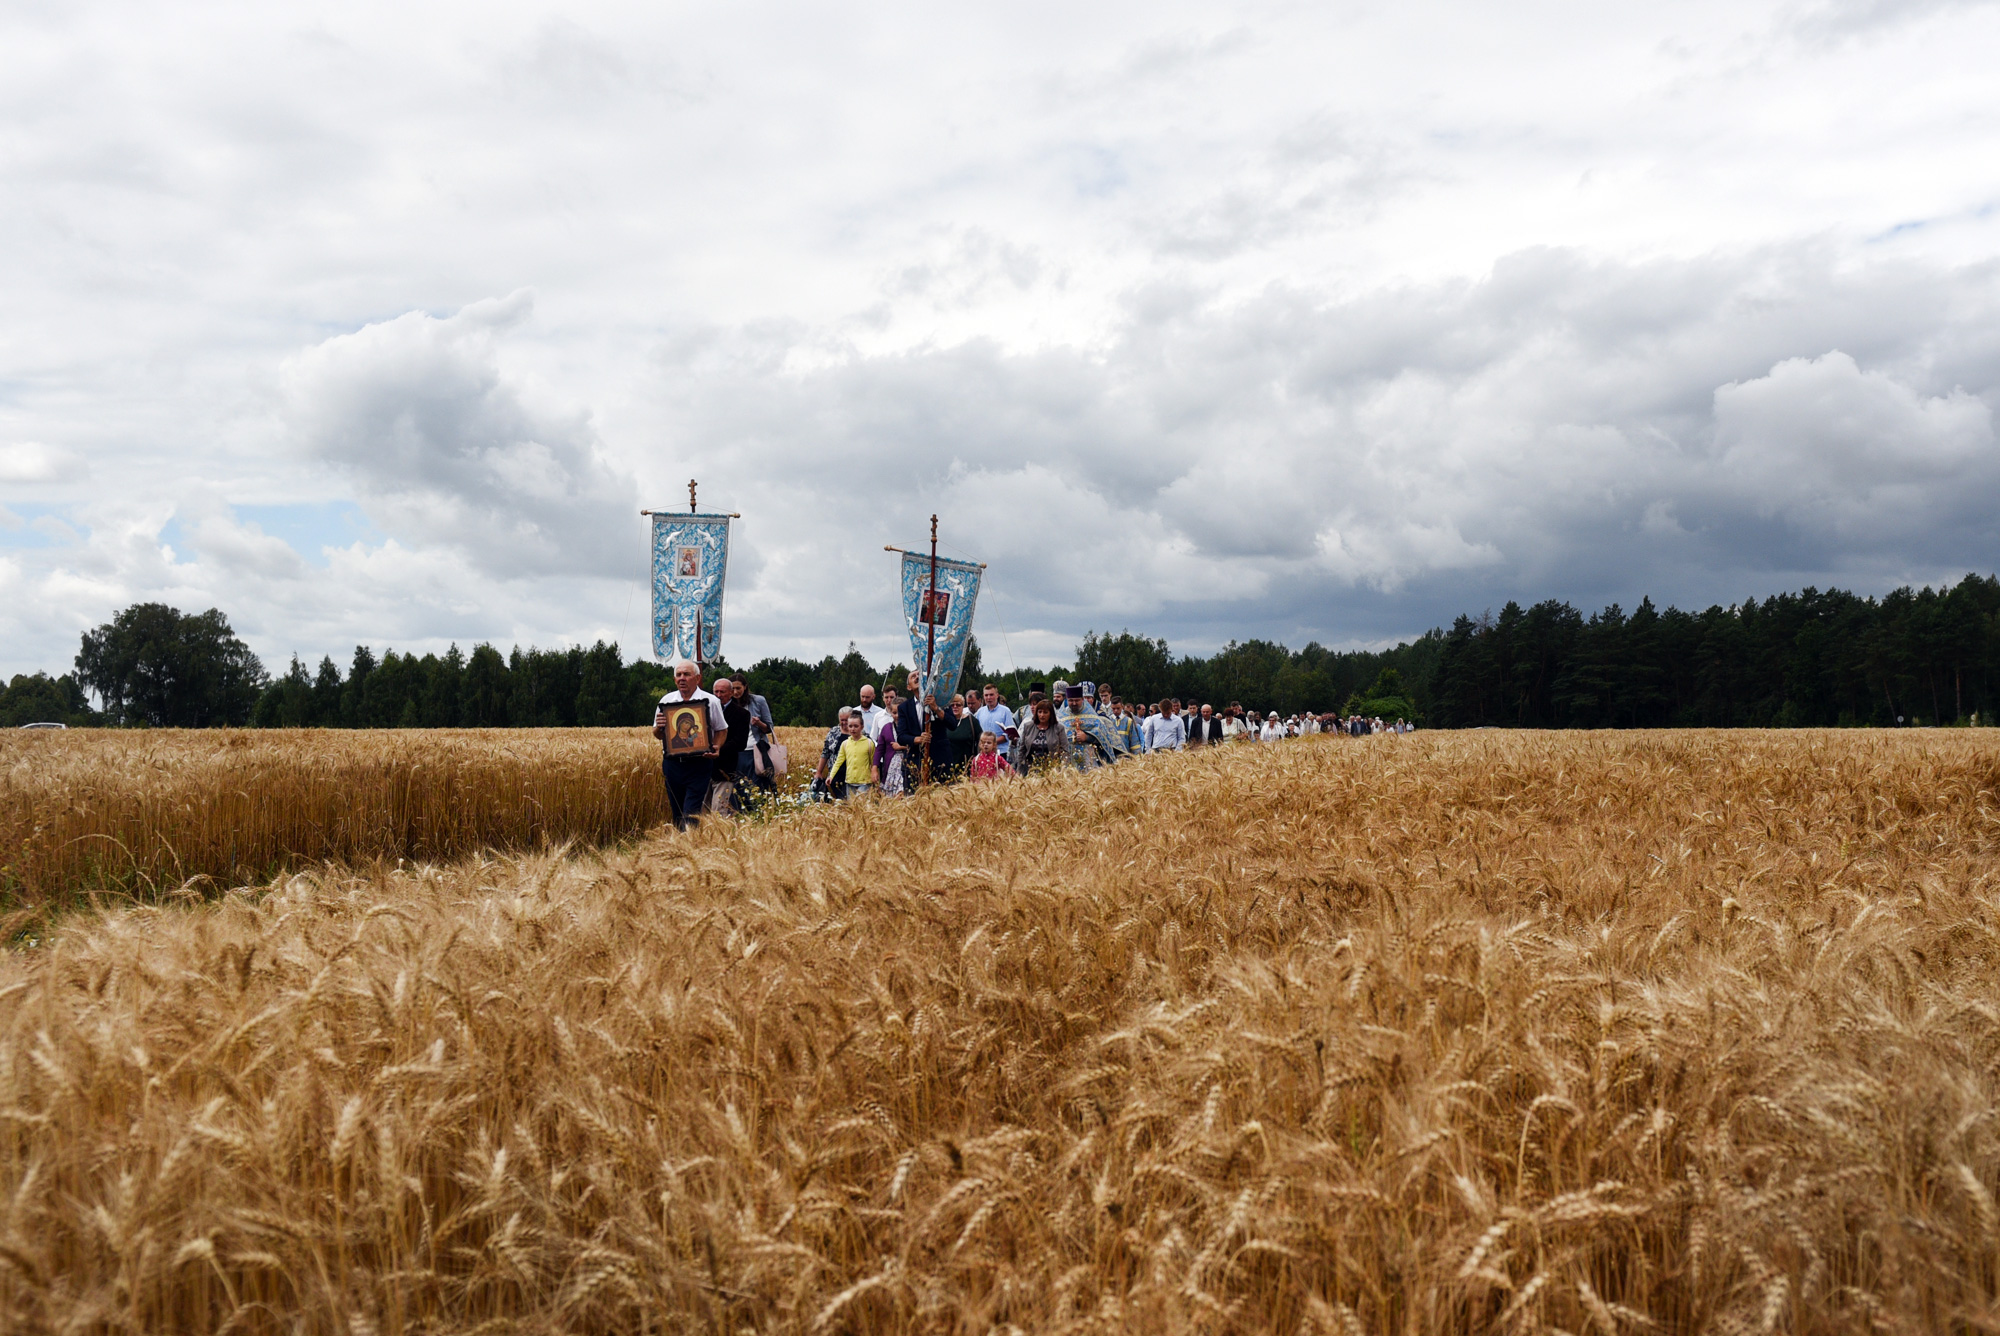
[3,731,2000,1333]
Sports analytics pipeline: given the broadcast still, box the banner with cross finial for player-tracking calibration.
[649,485,732,663]
[899,550,982,705]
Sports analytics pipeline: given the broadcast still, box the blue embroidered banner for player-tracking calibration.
[651,514,732,663]
[900,551,982,704]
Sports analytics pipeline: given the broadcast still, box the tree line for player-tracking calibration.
[8,574,1996,729]
[1427,574,2000,728]
[7,602,1441,730]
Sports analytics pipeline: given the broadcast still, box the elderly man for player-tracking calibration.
[1188,702,1224,748]
[713,677,753,811]
[652,657,727,830]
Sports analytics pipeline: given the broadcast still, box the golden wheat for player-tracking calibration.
[3,730,2000,1333]
[0,727,822,905]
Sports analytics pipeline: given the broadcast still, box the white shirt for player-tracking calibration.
[974,702,1017,754]
[857,703,888,741]
[1261,722,1285,742]
[1143,713,1186,751]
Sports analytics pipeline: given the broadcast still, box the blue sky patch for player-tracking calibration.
[233,502,385,568]
[0,503,86,549]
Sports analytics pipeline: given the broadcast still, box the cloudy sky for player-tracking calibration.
[4,0,1999,681]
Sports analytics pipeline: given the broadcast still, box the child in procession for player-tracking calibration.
[831,712,876,799]
[968,730,1013,782]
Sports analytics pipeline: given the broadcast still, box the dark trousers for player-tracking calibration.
[737,745,777,794]
[718,751,751,811]
[663,754,715,830]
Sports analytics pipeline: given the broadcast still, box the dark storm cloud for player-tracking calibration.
[643,244,2000,655]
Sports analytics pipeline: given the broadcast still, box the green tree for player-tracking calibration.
[742,657,823,726]
[811,645,879,726]
[1074,630,1173,704]
[341,646,377,728]
[957,635,984,696]
[422,646,466,727]
[311,656,343,724]
[462,644,510,726]
[75,603,266,727]
[253,656,317,727]
[359,650,420,728]
[575,641,625,726]
[0,672,96,726]
[1344,666,1421,723]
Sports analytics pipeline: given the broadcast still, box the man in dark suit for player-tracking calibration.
[896,670,929,787]
[1188,702,1224,747]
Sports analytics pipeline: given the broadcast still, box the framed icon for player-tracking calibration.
[659,702,712,756]
[918,587,950,625]
[677,546,703,579]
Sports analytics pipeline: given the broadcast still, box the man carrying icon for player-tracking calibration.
[652,655,727,831]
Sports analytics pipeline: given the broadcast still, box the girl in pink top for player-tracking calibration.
[968,731,1013,782]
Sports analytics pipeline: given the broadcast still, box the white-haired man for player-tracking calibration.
[652,658,726,830]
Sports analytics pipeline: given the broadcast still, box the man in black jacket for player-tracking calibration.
[896,669,929,787]
[1188,702,1224,747]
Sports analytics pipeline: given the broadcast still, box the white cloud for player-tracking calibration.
[0,442,87,483]
[1713,350,1995,537]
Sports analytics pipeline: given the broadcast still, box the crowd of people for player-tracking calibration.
[806,670,1414,804]
[648,655,1414,826]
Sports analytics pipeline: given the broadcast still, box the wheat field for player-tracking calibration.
[0,727,821,906]
[4,731,2000,1333]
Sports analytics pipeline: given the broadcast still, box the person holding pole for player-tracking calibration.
[897,668,928,790]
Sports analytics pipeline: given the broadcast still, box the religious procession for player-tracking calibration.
[637,489,1412,830]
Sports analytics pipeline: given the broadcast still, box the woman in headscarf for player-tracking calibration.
[1013,697,1071,775]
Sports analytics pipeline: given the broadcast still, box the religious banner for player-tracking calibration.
[651,513,731,663]
[900,550,982,704]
